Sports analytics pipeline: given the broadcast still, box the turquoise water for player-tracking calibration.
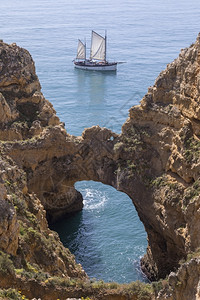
[52,181,147,283]
[1,0,199,283]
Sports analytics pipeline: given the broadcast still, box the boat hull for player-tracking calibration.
[74,62,117,71]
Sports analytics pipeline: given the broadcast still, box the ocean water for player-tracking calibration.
[1,0,199,283]
[52,181,147,283]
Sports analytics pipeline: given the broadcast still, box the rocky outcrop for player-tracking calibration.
[0,41,60,141]
[0,152,86,279]
[0,189,19,256]
[0,42,87,291]
[0,35,200,299]
[3,35,200,280]
[155,258,200,300]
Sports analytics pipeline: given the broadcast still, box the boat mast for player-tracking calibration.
[84,37,86,61]
[105,30,107,62]
[90,31,93,61]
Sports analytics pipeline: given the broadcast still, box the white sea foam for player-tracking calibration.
[82,188,107,210]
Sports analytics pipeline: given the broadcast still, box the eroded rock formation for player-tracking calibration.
[0,41,87,296]
[0,35,200,299]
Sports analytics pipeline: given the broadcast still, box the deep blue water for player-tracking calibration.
[1,0,200,283]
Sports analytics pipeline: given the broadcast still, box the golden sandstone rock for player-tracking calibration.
[0,34,200,299]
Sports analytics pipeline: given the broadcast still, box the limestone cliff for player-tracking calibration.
[0,41,87,299]
[0,34,200,299]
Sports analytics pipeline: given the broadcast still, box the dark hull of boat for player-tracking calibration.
[74,61,117,71]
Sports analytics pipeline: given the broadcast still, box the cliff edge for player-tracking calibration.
[0,34,200,299]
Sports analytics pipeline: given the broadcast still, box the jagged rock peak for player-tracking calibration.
[138,33,200,125]
[0,41,60,140]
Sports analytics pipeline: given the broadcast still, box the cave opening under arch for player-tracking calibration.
[51,180,148,283]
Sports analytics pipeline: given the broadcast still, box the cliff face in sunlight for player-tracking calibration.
[0,34,200,299]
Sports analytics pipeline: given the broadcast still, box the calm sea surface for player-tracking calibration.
[1,0,200,283]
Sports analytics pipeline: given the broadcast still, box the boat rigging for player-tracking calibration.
[74,30,118,71]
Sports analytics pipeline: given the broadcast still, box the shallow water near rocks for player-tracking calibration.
[1,0,199,283]
[52,181,148,283]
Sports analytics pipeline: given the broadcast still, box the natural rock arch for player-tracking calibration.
[1,36,200,284]
[6,123,187,281]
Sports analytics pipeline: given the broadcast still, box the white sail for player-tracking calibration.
[90,31,106,61]
[76,39,86,59]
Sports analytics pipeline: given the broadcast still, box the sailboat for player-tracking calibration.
[74,31,117,71]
